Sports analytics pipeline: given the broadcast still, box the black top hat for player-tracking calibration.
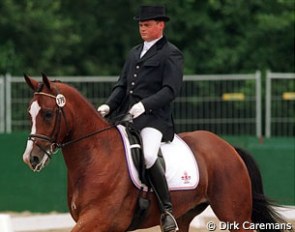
[134,5,170,22]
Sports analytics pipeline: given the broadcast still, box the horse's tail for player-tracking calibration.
[234,147,294,232]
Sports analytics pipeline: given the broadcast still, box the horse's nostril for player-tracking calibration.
[30,156,40,166]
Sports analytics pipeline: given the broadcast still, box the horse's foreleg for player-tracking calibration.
[70,210,132,232]
[71,219,114,232]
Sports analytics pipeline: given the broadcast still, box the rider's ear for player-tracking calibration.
[41,72,51,90]
[24,73,38,91]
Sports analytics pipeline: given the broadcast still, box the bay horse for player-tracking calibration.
[22,74,292,232]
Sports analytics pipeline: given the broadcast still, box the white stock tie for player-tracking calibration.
[140,46,148,58]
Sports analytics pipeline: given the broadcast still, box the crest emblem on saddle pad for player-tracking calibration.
[56,94,66,107]
[181,171,191,184]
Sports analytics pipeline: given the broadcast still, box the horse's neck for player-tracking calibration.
[62,100,120,179]
[71,107,109,142]
[66,92,111,145]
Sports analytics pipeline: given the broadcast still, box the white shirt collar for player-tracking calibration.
[143,36,163,51]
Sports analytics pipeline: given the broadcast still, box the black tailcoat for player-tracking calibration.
[106,36,183,141]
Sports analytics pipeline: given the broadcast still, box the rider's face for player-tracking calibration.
[139,20,165,42]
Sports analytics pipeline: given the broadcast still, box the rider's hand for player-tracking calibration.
[97,104,110,117]
[129,102,145,119]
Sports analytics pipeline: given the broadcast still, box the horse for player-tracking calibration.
[22,74,292,232]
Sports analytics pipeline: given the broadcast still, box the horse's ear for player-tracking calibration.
[41,72,51,90]
[24,73,38,91]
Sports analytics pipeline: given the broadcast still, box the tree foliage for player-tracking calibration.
[0,0,294,75]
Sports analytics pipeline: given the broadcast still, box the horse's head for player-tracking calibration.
[23,73,70,171]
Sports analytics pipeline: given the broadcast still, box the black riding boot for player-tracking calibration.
[148,159,179,232]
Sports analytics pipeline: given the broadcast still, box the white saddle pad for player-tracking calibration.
[117,125,199,191]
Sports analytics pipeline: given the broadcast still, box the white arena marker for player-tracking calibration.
[0,214,13,232]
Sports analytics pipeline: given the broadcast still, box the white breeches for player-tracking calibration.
[140,127,163,169]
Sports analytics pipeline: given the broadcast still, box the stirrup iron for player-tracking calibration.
[160,211,179,232]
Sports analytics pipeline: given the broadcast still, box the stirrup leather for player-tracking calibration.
[160,211,179,232]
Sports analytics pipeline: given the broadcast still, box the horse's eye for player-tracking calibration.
[44,110,53,120]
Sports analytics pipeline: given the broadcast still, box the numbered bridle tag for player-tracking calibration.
[56,94,66,107]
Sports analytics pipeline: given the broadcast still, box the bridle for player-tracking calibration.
[28,88,115,159]
[28,91,68,159]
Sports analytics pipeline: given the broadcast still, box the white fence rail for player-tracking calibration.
[265,71,295,137]
[0,76,4,133]
[181,72,261,136]
[1,72,262,137]
[1,71,294,137]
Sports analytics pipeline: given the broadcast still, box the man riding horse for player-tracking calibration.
[98,5,183,232]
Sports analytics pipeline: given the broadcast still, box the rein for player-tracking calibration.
[59,114,131,148]
[28,90,117,158]
[57,125,115,148]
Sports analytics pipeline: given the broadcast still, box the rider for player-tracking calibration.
[97,5,183,232]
